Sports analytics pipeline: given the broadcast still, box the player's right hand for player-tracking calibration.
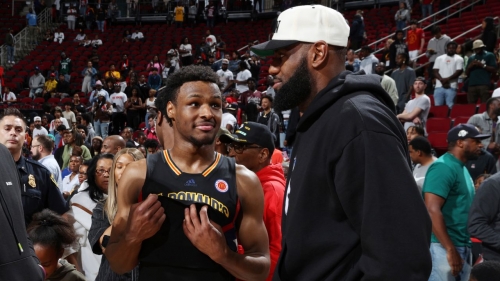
[127,194,165,242]
[446,247,464,276]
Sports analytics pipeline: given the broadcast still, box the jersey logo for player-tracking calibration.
[215,179,229,193]
[6,182,12,186]
[184,179,197,187]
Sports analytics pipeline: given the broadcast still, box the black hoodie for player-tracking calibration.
[0,144,44,281]
[274,72,432,280]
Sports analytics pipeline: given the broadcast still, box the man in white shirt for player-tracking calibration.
[265,75,276,98]
[397,77,431,132]
[359,46,379,75]
[32,116,48,137]
[216,59,234,94]
[493,87,500,98]
[2,86,17,102]
[235,61,252,93]
[409,136,436,192]
[31,135,63,189]
[110,83,127,134]
[375,63,399,106]
[54,28,64,44]
[74,30,86,44]
[131,29,145,42]
[433,41,464,108]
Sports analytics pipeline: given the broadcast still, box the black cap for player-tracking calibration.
[415,76,427,84]
[447,124,490,142]
[226,103,238,111]
[220,122,275,154]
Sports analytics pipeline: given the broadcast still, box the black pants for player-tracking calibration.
[127,110,141,130]
[111,112,126,134]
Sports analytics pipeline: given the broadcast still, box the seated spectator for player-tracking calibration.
[122,29,131,43]
[104,64,121,82]
[345,49,361,72]
[29,66,45,98]
[42,73,58,99]
[83,34,102,48]
[74,29,86,44]
[467,97,500,149]
[45,29,54,42]
[54,28,64,44]
[46,65,59,81]
[144,139,160,155]
[62,155,82,198]
[147,67,161,91]
[27,209,86,281]
[2,86,17,102]
[55,74,71,98]
[131,29,145,42]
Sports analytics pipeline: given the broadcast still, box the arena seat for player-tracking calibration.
[450,104,477,118]
[428,106,449,118]
[427,132,449,156]
[426,118,452,133]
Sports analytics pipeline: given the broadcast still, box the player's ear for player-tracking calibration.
[167,101,176,121]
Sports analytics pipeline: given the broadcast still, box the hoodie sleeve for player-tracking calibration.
[468,178,500,251]
[334,130,432,280]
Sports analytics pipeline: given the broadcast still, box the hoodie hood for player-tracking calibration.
[48,260,79,280]
[256,164,286,187]
[297,71,394,132]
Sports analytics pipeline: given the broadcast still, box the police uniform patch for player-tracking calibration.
[28,174,36,188]
[50,174,58,187]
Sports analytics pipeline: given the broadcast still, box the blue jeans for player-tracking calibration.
[429,243,472,281]
[434,87,457,109]
[97,20,104,32]
[6,45,14,62]
[94,120,109,139]
[422,4,432,18]
[396,20,406,31]
[29,88,43,98]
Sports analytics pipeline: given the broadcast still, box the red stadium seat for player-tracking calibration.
[47,97,60,104]
[450,104,477,118]
[33,97,45,104]
[427,133,448,156]
[453,116,470,126]
[20,97,32,104]
[478,103,486,113]
[61,98,73,104]
[428,106,449,118]
[426,118,452,133]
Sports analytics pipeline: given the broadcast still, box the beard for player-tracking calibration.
[32,150,41,161]
[375,69,385,76]
[464,148,480,161]
[273,57,313,112]
[447,52,455,57]
[189,135,217,147]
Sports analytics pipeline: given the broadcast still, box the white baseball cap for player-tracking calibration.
[251,5,350,57]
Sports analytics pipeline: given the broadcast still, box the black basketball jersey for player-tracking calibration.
[138,151,239,281]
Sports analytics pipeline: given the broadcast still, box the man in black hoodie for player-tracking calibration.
[0,143,45,281]
[252,5,432,280]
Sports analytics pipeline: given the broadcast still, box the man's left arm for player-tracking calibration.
[335,130,432,279]
[183,165,270,281]
[419,30,425,54]
[468,179,500,251]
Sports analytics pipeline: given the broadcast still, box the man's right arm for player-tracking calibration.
[105,160,165,274]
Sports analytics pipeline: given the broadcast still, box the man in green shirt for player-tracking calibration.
[424,124,490,280]
[465,40,497,103]
[59,52,72,83]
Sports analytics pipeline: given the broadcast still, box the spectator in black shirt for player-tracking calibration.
[55,74,71,98]
[137,74,150,101]
[73,93,87,113]
[481,17,497,53]
[466,148,497,181]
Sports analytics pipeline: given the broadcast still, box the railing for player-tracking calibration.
[1,7,53,67]
[359,0,483,54]
[413,16,499,72]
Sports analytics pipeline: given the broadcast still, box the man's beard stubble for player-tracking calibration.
[273,57,313,112]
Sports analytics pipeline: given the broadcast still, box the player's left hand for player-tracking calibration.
[183,204,227,263]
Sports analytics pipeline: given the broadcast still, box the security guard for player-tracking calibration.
[0,109,68,225]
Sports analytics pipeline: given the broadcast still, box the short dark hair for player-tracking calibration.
[410,19,418,25]
[76,124,88,136]
[486,97,498,113]
[398,52,410,64]
[148,112,157,120]
[239,60,248,70]
[470,261,500,281]
[35,135,55,152]
[262,95,274,104]
[84,153,114,202]
[409,136,432,155]
[144,139,160,150]
[155,65,220,126]
[345,64,354,72]
[431,25,441,35]
[361,45,373,53]
[81,113,92,124]
[0,108,28,129]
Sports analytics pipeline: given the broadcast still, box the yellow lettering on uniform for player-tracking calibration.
[186,192,195,201]
[167,191,229,218]
[168,192,177,199]
[177,191,186,201]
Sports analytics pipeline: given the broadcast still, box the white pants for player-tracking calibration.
[82,76,92,93]
[409,50,419,61]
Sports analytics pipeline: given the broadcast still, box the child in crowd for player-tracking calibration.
[27,209,86,281]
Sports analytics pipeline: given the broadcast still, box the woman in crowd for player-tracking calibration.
[146,55,162,76]
[69,154,114,281]
[122,30,131,43]
[345,49,361,72]
[49,107,70,132]
[145,89,157,129]
[481,17,497,53]
[89,149,143,281]
[61,130,92,170]
[125,88,143,130]
[90,136,103,157]
[179,37,193,67]
[93,92,112,139]
[27,209,87,281]
[380,39,394,67]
